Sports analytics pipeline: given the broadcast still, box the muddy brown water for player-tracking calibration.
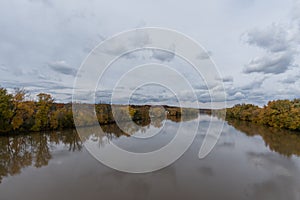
[0,114,300,200]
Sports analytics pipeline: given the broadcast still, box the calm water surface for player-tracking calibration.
[1,114,300,200]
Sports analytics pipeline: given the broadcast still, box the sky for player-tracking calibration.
[0,0,300,108]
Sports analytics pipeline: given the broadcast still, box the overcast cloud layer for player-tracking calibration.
[0,0,299,107]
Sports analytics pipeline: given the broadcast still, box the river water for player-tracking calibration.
[0,114,300,200]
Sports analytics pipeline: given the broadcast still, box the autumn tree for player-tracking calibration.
[226,99,300,131]
[50,105,74,130]
[10,89,35,130]
[31,93,54,131]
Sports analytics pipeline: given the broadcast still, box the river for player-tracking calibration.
[0,114,300,200]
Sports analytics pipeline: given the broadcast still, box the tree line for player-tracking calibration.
[3,86,298,133]
[0,87,199,133]
[0,87,74,133]
[226,99,300,131]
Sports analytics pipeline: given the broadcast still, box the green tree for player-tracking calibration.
[0,87,13,132]
[31,93,54,131]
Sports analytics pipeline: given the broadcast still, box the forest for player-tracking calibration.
[0,87,198,133]
[1,86,300,133]
[226,99,300,131]
[0,87,73,133]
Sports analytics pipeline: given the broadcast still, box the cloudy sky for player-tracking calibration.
[0,0,299,107]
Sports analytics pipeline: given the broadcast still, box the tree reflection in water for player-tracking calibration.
[0,111,199,183]
[227,119,300,157]
[0,130,83,183]
[2,110,300,185]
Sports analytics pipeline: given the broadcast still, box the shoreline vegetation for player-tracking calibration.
[0,87,299,134]
[0,87,200,134]
[225,100,300,131]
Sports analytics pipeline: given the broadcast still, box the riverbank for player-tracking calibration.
[225,99,300,131]
[0,87,200,133]
[1,87,299,133]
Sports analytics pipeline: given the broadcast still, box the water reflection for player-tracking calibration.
[245,152,300,199]
[1,114,300,200]
[0,131,82,183]
[227,119,300,157]
[0,115,300,200]
[2,116,300,184]
[0,113,199,184]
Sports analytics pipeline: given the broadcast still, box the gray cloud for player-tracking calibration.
[243,52,294,74]
[48,60,77,76]
[0,0,299,107]
[0,64,8,72]
[99,30,150,57]
[215,75,233,83]
[281,74,300,84]
[241,77,266,90]
[245,24,290,52]
[223,77,269,105]
[1,80,73,91]
[222,76,233,83]
[196,51,212,60]
[243,22,299,74]
[151,45,175,62]
[151,50,175,62]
